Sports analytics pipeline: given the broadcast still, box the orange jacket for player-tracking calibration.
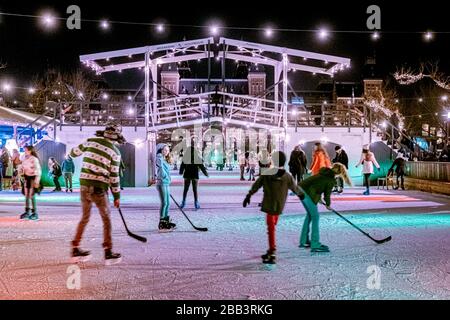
[310,150,331,175]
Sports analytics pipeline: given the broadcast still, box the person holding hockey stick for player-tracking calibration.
[70,123,125,265]
[299,163,352,253]
[243,151,305,264]
[389,152,406,190]
[155,143,177,231]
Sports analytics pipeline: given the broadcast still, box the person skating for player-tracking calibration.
[155,143,176,231]
[288,145,307,185]
[243,151,305,264]
[310,142,331,176]
[18,146,42,221]
[179,146,209,210]
[239,151,249,181]
[48,157,62,192]
[248,152,257,181]
[61,154,75,192]
[356,145,380,195]
[70,124,124,265]
[299,163,352,253]
[332,146,349,193]
[389,152,406,190]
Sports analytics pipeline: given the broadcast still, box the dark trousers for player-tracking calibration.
[53,176,62,190]
[396,172,404,188]
[363,173,371,189]
[183,179,198,202]
[291,171,304,185]
[335,176,344,189]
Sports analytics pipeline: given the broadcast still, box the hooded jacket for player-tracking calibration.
[356,151,380,174]
[247,169,303,215]
[299,168,336,207]
[62,158,75,174]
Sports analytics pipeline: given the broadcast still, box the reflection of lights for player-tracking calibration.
[320,136,329,144]
[299,140,306,145]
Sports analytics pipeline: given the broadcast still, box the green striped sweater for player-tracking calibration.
[70,137,122,200]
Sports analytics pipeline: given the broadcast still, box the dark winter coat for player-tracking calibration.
[50,163,62,177]
[288,150,307,175]
[389,157,406,175]
[179,147,208,180]
[248,169,303,215]
[332,150,349,169]
[61,158,75,174]
[299,168,336,207]
[179,162,208,180]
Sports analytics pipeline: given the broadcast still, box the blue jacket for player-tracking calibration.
[62,158,75,174]
[156,154,171,185]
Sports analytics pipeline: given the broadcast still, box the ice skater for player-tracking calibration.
[243,151,305,264]
[310,142,331,176]
[61,154,75,192]
[299,163,352,253]
[356,145,380,195]
[70,124,124,265]
[389,152,406,190]
[18,146,42,221]
[179,146,209,210]
[332,145,349,193]
[155,143,177,231]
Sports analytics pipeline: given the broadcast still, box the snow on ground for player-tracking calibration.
[0,171,449,300]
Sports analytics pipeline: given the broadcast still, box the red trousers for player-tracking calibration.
[266,214,279,252]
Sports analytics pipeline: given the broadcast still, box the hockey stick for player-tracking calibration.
[170,194,208,232]
[117,207,147,243]
[320,201,392,244]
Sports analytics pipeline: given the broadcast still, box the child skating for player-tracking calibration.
[155,143,176,231]
[299,163,352,253]
[18,146,42,221]
[356,145,380,195]
[243,151,305,264]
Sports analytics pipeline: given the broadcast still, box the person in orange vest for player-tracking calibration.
[310,142,331,176]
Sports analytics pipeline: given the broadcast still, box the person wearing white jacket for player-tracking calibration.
[18,146,42,220]
[355,145,380,195]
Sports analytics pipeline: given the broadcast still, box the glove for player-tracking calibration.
[297,191,305,201]
[243,194,251,208]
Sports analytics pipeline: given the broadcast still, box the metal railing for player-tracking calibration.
[406,161,450,181]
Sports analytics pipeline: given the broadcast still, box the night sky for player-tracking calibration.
[1,0,449,90]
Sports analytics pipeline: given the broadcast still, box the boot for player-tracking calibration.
[29,210,39,221]
[71,247,91,263]
[180,200,186,209]
[194,201,200,210]
[20,209,31,220]
[261,250,276,264]
[104,249,122,265]
[311,244,330,253]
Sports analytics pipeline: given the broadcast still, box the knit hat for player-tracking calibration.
[156,143,168,153]
[362,144,370,151]
[335,145,342,151]
[95,123,126,144]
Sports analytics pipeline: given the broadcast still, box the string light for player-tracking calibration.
[424,31,434,41]
[371,31,380,40]
[318,28,329,40]
[156,24,164,33]
[100,20,110,30]
[264,28,273,38]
